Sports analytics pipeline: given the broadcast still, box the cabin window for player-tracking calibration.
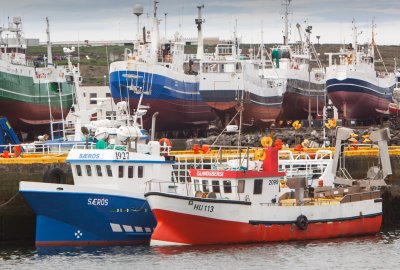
[253,179,263,194]
[118,166,124,178]
[128,166,134,178]
[90,93,97,104]
[76,165,82,176]
[86,165,92,177]
[194,179,200,191]
[212,180,220,193]
[238,180,245,193]
[138,166,144,178]
[223,180,232,193]
[96,165,102,177]
[202,180,210,193]
[106,165,113,177]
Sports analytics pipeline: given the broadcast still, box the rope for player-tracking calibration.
[0,192,20,208]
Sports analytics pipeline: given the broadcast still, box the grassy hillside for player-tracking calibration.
[26,43,400,86]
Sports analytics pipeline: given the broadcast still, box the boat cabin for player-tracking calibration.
[67,141,175,193]
[188,147,285,204]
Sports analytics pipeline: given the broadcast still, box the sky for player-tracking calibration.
[1,0,399,45]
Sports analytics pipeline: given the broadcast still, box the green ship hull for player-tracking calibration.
[0,71,73,132]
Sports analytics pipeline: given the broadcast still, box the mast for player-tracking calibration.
[351,20,357,64]
[261,22,265,77]
[371,18,375,60]
[151,0,160,64]
[195,4,205,60]
[282,0,292,45]
[234,19,239,58]
[46,17,53,65]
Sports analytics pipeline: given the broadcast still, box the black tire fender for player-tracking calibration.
[296,215,309,231]
[43,167,67,184]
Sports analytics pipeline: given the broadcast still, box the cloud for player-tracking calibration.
[1,0,399,45]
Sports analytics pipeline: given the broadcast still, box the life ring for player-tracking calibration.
[159,138,171,152]
[295,215,309,231]
[254,148,266,161]
[261,136,273,147]
[42,167,67,184]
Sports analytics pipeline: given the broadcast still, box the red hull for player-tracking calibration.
[128,99,217,130]
[280,92,325,120]
[152,209,382,245]
[328,91,390,119]
[388,103,400,115]
[0,99,69,131]
[242,103,281,125]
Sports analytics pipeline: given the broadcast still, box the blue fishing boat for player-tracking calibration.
[19,99,177,247]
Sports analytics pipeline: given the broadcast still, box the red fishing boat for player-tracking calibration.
[145,127,391,246]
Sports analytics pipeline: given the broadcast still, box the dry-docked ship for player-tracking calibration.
[198,0,325,126]
[271,0,326,120]
[325,21,396,120]
[109,2,215,131]
[0,17,76,134]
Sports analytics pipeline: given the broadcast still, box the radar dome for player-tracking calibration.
[133,4,144,16]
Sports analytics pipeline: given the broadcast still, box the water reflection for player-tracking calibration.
[0,230,399,270]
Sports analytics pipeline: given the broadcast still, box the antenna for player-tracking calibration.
[46,17,53,65]
[195,4,205,60]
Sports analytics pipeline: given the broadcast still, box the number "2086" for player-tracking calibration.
[268,179,279,185]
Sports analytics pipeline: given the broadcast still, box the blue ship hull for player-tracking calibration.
[109,70,215,129]
[21,190,155,247]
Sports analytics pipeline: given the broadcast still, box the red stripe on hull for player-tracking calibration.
[328,91,390,119]
[36,239,149,247]
[152,210,382,245]
[205,101,239,111]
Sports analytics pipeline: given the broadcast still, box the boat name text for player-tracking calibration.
[88,198,109,206]
[79,153,100,159]
[193,203,214,212]
[196,171,224,177]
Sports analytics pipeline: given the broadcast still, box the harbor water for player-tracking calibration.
[1,229,399,269]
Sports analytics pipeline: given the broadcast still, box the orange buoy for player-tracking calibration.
[274,139,283,150]
[295,144,303,152]
[2,150,10,158]
[201,144,210,154]
[192,144,200,154]
[318,179,324,187]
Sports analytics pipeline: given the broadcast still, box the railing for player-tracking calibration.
[0,141,96,155]
[145,179,245,201]
[278,149,332,180]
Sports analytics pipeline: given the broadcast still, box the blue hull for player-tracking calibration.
[21,191,155,246]
[109,70,215,129]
